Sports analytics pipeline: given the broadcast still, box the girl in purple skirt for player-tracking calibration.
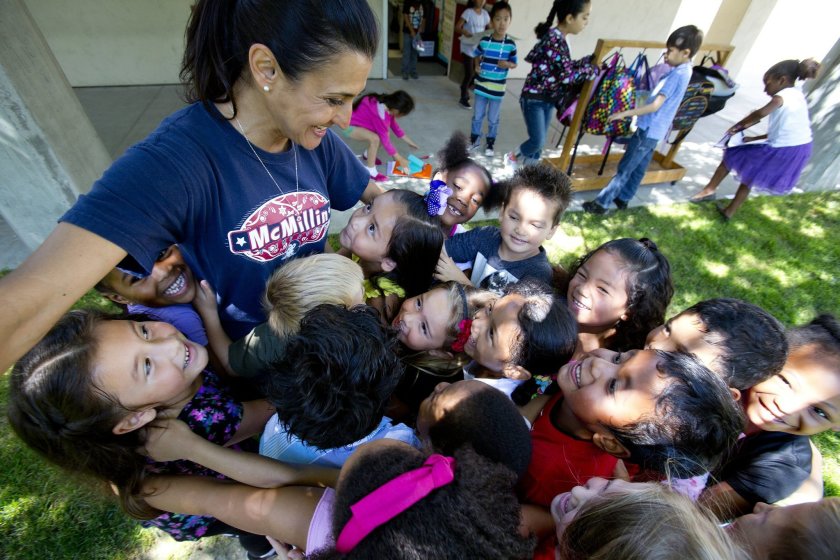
[690,58,820,220]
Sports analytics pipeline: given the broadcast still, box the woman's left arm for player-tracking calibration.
[361,180,385,203]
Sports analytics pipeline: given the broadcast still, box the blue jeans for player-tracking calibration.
[402,33,418,75]
[518,97,555,162]
[471,95,502,142]
[594,128,660,207]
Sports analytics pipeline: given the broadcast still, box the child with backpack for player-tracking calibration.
[689,58,820,220]
[583,25,704,214]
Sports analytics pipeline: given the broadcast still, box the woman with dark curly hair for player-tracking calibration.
[564,237,673,356]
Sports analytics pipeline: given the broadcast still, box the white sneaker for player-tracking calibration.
[503,151,520,170]
[484,148,495,157]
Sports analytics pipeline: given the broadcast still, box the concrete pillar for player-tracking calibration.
[800,38,840,190]
[0,0,111,267]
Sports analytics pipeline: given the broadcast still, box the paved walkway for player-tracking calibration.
[76,69,828,240]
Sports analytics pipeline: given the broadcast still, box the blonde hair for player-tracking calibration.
[766,498,840,560]
[264,253,364,337]
[559,484,747,560]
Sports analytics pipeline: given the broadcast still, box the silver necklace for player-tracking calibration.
[234,116,299,193]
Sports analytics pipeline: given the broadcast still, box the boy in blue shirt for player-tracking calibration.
[470,2,517,157]
[583,25,704,214]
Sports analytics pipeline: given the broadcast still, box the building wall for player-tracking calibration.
[23,0,389,86]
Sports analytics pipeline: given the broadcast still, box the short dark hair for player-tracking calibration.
[610,351,745,478]
[787,314,840,364]
[309,445,536,559]
[667,25,704,57]
[684,298,788,390]
[428,381,532,477]
[766,59,821,83]
[567,238,674,351]
[485,164,573,226]
[505,280,578,377]
[260,304,403,450]
[378,189,445,298]
[354,90,415,115]
[490,1,512,18]
[182,0,378,114]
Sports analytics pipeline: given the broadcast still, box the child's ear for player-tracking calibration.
[112,408,157,435]
[503,364,532,381]
[729,387,742,402]
[591,432,631,459]
[428,349,455,359]
[104,293,131,306]
[433,170,447,182]
[381,257,397,273]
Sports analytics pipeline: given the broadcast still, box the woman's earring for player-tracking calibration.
[263,85,270,93]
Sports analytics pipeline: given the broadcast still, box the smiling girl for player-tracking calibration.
[565,237,673,356]
[339,189,444,323]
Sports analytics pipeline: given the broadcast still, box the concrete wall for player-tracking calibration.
[0,0,111,266]
[23,0,389,86]
[24,0,192,86]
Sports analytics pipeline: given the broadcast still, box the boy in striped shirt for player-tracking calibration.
[470,2,517,157]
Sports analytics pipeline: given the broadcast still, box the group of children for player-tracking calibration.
[5,2,834,559]
[354,0,819,222]
[9,111,840,558]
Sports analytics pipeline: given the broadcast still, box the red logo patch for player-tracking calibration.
[228,192,330,263]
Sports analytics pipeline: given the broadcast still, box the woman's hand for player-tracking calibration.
[142,418,200,463]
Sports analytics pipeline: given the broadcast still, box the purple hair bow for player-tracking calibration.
[425,179,453,217]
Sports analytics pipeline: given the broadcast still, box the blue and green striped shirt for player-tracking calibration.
[474,34,517,101]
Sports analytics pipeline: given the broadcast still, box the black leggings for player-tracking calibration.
[460,55,475,101]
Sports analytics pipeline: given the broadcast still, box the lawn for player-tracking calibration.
[0,190,838,558]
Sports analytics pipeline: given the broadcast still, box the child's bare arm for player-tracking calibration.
[143,418,340,489]
[401,133,419,150]
[143,476,321,549]
[192,280,234,376]
[519,394,550,425]
[227,399,276,446]
[609,93,666,122]
[727,96,784,135]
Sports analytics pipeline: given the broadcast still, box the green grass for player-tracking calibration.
[0,190,838,558]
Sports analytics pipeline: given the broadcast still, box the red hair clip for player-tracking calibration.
[450,318,472,353]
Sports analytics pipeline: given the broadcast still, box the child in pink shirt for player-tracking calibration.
[345,91,420,181]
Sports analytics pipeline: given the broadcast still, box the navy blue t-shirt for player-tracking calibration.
[62,103,369,338]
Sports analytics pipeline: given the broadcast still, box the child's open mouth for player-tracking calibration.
[568,360,582,388]
[163,272,188,297]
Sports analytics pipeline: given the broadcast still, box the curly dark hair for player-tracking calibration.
[484,164,572,226]
[787,313,840,362]
[610,351,745,478]
[436,132,493,194]
[506,279,578,378]
[428,381,532,477]
[686,298,788,390]
[566,237,674,351]
[259,304,403,449]
[309,444,535,559]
